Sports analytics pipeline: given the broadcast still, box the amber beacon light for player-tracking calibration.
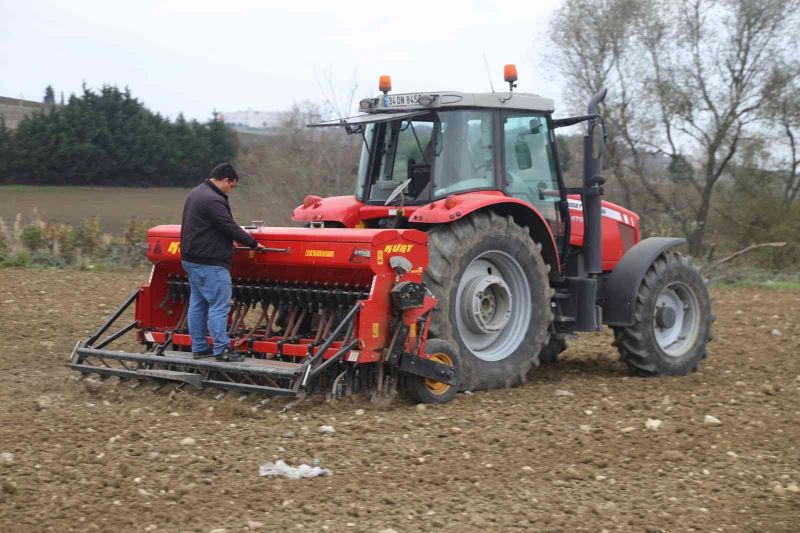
[504,64,518,84]
[379,75,392,93]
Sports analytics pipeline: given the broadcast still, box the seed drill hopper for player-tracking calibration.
[69,226,461,403]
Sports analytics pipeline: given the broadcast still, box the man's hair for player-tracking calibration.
[210,163,239,182]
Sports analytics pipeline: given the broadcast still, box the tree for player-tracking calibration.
[762,61,800,205]
[548,0,800,254]
[0,118,12,183]
[43,85,55,106]
[207,111,237,169]
[549,0,649,212]
[2,85,238,186]
[556,135,573,173]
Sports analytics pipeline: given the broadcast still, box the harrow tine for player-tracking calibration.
[282,306,298,340]
[228,301,243,335]
[313,309,328,342]
[289,308,306,339]
[235,305,268,348]
[280,391,307,413]
[263,304,280,341]
[232,302,251,334]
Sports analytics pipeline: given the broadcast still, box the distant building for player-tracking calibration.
[220,109,293,134]
[0,96,47,129]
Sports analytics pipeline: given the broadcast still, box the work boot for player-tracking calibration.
[192,346,214,359]
[216,348,245,363]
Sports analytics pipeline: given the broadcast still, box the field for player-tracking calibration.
[1,185,296,235]
[0,268,798,532]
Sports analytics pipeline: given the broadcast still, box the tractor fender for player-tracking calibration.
[601,237,686,326]
[412,193,560,272]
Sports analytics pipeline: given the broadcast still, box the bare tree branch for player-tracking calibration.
[706,241,787,271]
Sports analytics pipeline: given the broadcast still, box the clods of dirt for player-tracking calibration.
[0,268,798,532]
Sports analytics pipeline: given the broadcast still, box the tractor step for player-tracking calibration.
[70,346,306,397]
[158,350,305,377]
[73,347,305,377]
[138,369,203,387]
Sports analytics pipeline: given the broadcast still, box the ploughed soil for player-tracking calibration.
[0,268,798,533]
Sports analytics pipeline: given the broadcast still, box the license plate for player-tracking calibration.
[384,93,421,107]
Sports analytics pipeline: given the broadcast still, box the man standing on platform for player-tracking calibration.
[179,163,262,361]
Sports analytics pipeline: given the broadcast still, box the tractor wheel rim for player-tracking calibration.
[455,251,531,362]
[461,274,512,334]
[424,353,454,395]
[654,281,701,357]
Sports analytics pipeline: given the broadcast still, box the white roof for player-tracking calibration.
[366,91,555,113]
[308,91,556,128]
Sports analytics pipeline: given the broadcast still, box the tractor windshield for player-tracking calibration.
[355,110,496,203]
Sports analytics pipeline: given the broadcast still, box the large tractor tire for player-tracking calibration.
[425,211,552,391]
[612,251,713,376]
[539,336,567,364]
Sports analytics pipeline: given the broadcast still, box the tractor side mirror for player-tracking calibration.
[407,158,431,196]
[529,118,542,134]
[514,140,532,170]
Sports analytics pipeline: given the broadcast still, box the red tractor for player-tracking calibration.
[70,67,712,404]
[293,68,713,391]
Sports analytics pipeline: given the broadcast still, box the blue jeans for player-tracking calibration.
[181,260,232,355]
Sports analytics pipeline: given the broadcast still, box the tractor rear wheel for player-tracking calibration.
[612,251,712,376]
[425,211,552,391]
[539,337,567,364]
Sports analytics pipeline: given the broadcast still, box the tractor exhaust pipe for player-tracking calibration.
[581,88,607,275]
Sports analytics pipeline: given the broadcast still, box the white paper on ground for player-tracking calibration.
[258,460,330,479]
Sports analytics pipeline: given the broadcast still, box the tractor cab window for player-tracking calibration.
[502,113,563,239]
[358,110,495,204]
[355,123,376,199]
[431,110,495,197]
[367,118,434,203]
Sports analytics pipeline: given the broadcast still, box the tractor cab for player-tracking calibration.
[308,84,567,245]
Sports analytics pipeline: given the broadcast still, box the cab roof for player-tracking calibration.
[309,91,555,128]
[366,91,554,113]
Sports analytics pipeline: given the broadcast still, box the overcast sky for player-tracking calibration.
[0,0,569,121]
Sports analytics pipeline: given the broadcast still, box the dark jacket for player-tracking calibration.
[180,180,257,268]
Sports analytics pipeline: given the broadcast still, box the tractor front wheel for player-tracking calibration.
[612,251,713,376]
[425,211,552,391]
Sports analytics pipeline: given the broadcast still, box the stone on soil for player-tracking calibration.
[645,419,663,431]
[663,450,684,461]
[35,395,53,410]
